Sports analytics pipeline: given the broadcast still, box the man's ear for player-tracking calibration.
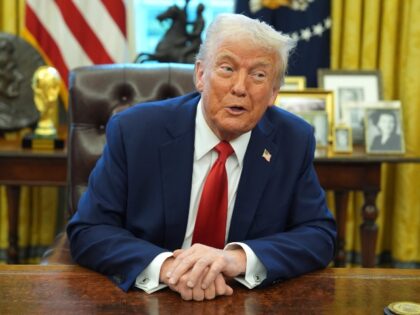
[194,61,205,92]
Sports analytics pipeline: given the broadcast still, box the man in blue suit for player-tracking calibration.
[67,13,336,301]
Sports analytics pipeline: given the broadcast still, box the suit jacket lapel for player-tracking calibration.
[160,94,199,250]
[228,114,279,242]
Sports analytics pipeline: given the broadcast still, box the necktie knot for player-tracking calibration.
[215,141,234,163]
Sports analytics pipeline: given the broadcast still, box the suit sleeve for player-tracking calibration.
[243,131,336,287]
[67,115,166,292]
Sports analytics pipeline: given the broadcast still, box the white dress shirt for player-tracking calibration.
[135,100,267,293]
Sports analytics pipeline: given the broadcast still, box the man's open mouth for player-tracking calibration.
[227,106,246,114]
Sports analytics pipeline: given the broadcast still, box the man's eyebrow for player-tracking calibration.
[215,54,272,68]
[251,61,272,68]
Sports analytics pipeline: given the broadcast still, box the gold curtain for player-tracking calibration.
[0,0,60,263]
[0,0,23,34]
[331,0,420,266]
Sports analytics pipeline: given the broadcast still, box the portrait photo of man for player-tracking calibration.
[337,87,364,121]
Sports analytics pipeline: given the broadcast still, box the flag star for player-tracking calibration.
[249,0,262,13]
[290,2,301,10]
[313,23,324,36]
[301,28,312,41]
[324,17,332,29]
[290,32,299,41]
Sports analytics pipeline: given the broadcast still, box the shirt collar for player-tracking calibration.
[195,99,251,166]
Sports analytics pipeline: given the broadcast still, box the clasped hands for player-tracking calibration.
[159,244,246,301]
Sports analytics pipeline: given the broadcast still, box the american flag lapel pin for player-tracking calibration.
[262,149,271,162]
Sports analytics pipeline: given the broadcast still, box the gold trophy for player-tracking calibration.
[22,66,64,149]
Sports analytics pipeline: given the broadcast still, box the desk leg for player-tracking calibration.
[334,190,349,267]
[6,185,20,264]
[360,190,379,267]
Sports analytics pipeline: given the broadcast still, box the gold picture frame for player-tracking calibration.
[282,76,307,91]
[364,107,405,154]
[317,69,383,125]
[342,100,402,145]
[275,89,335,141]
[333,125,353,153]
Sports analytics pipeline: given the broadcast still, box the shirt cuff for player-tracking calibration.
[134,252,172,294]
[224,242,267,289]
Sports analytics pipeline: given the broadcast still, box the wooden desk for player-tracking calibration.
[0,265,419,314]
[1,140,419,267]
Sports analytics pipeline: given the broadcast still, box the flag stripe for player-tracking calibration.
[25,5,70,86]
[101,0,127,36]
[73,0,128,62]
[26,0,93,70]
[55,0,114,64]
[24,0,128,92]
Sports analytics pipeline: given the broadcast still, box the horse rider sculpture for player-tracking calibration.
[135,1,205,64]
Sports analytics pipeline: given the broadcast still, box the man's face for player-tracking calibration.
[195,38,279,141]
[377,113,395,136]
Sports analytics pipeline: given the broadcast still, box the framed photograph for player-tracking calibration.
[365,107,405,154]
[275,90,334,139]
[333,125,353,153]
[282,76,307,91]
[298,111,329,147]
[343,100,401,145]
[318,69,382,124]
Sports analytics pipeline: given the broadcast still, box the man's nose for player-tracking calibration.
[231,71,247,96]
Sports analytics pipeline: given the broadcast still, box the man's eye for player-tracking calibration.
[221,66,233,72]
[253,72,266,80]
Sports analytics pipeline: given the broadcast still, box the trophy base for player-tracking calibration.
[22,134,65,150]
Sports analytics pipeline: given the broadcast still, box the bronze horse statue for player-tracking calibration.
[135,5,203,64]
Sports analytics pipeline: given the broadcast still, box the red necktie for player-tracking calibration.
[192,141,234,249]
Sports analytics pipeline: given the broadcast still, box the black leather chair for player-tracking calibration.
[42,63,196,264]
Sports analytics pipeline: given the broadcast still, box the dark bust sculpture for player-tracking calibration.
[0,33,45,131]
[135,0,205,64]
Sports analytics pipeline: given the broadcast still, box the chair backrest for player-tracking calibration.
[67,63,195,217]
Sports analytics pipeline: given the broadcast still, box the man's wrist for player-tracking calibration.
[225,247,247,276]
[159,256,175,284]
[225,242,267,289]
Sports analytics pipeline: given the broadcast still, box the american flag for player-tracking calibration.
[23,0,129,102]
